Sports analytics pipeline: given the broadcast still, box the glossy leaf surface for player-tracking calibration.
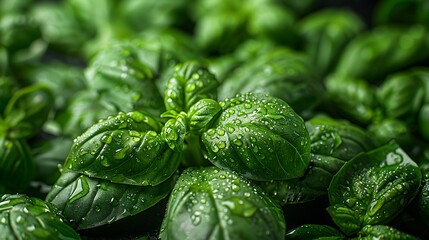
[202,93,310,181]
[356,225,419,240]
[260,116,375,204]
[328,142,421,235]
[0,194,80,239]
[286,224,344,240]
[46,170,177,230]
[65,111,181,186]
[159,167,285,240]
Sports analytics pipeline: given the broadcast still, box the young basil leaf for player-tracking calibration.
[327,142,422,235]
[0,137,35,192]
[4,84,53,139]
[374,0,429,28]
[161,112,188,152]
[202,93,310,181]
[286,224,344,240]
[298,9,364,77]
[356,225,420,240]
[164,61,218,113]
[46,170,177,230]
[219,47,324,118]
[159,167,285,240]
[64,111,181,186]
[188,98,222,133]
[0,194,80,239]
[260,116,375,204]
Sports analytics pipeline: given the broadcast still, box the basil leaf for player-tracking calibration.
[298,9,364,77]
[327,142,422,235]
[65,111,181,186]
[84,43,164,117]
[377,71,425,121]
[356,225,419,240]
[161,112,188,152]
[416,172,429,228]
[0,194,80,239]
[325,74,376,125]
[0,138,34,192]
[286,224,344,240]
[4,84,53,139]
[159,167,285,240]
[202,93,310,181]
[219,48,324,118]
[46,170,177,230]
[188,98,222,133]
[164,61,218,113]
[335,25,429,83]
[260,116,375,204]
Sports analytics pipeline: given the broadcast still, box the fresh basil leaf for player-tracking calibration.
[46,170,177,230]
[325,74,376,125]
[356,225,420,240]
[368,118,413,150]
[0,77,17,113]
[374,0,429,28]
[0,194,80,239]
[327,142,422,235]
[161,112,188,152]
[188,98,222,133]
[260,116,375,204]
[0,137,35,192]
[219,48,324,118]
[84,43,164,117]
[164,61,218,113]
[159,167,285,240]
[377,71,425,121]
[65,111,181,186]
[335,25,429,83]
[202,93,310,181]
[416,172,429,228]
[4,84,53,139]
[286,224,344,240]
[298,9,364,77]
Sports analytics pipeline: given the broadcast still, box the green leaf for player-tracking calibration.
[335,25,429,83]
[202,93,310,181]
[286,224,344,240]
[327,142,422,235]
[219,47,324,118]
[325,74,376,125]
[4,84,53,139]
[84,42,164,117]
[46,170,177,230]
[377,71,425,121]
[298,9,364,76]
[260,116,375,204]
[159,167,285,240]
[416,172,429,227]
[0,194,80,239]
[0,137,35,192]
[161,112,188,152]
[65,111,181,186]
[188,98,222,133]
[164,61,218,113]
[356,225,419,240]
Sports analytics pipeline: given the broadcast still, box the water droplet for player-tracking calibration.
[114,146,130,159]
[218,141,226,149]
[69,176,90,204]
